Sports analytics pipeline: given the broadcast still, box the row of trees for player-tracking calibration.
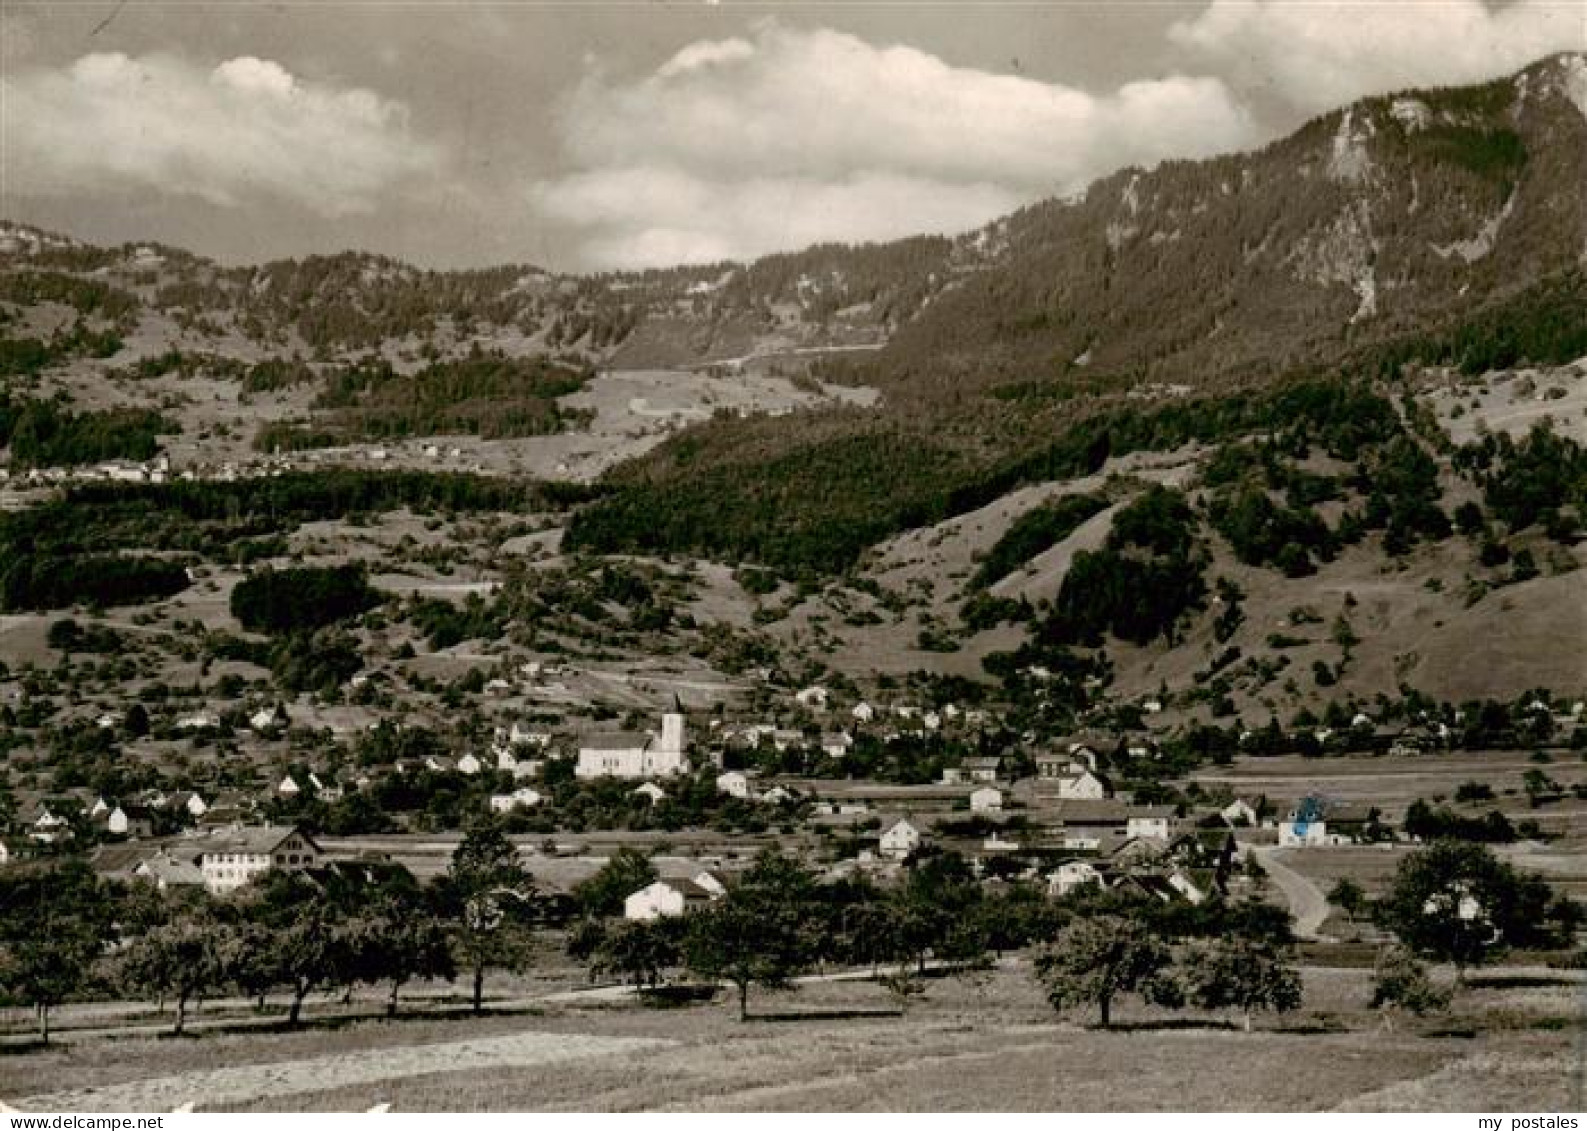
[3,831,1575,1042]
[0,822,539,1041]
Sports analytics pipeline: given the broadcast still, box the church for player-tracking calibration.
[574,710,689,779]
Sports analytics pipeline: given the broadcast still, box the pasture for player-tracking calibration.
[3,960,1580,1112]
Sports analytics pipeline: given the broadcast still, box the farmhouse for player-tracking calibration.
[1055,768,1110,800]
[575,711,689,779]
[716,770,754,799]
[969,786,1003,814]
[961,757,1004,783]
[623,874,726,920]
[1047,859,1104,897]
[879,817,922,860]
[1126,807,1175,841]
[1219,797,1261,827]
[134,849,205,890]
[165,790,209,820]
[489,787,543,813]
[197,825,322,894]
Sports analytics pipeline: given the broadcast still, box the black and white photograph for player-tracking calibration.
[1,0,1585,1116]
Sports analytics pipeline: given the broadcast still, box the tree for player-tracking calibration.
[587,918,684,989]
[571,847,657,918]
[366,895,456,1018]
[0,860,113,1043]
[890,851,985,974]
[216,920,281,1011]
[1523,768,1562,808]
[1370,944,1450,1031]
[443,819,538,1013]
[272,900,348,1026]
[1377,840,1555,982]
[118,915,223,1036]
[1033,913,1174,1029]
[1328,877,1368,922]
[684,850,816,1021]
[1179,937,1302,1031]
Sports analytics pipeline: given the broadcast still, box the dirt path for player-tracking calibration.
[1253,847,1331,940]
[17,1031,671,1113]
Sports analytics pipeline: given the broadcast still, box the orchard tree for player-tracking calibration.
[216,920,282,1011]
[366,894,455,1018]
[443,819,538,1013]
[1327,878,1367,922]
[1377,840,1555,982]
[1034,913,1174,1029]
[1370,944,1450,1031]
[118,915,224,1035]
[1180,936,1302,1031]
[0,859,115,1043]
[684,849,816,1020]
[587,917,684,989]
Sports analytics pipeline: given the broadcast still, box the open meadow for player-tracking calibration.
[2,960,1579,1112]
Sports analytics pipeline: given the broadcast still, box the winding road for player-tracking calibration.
[1252,846,1331,940]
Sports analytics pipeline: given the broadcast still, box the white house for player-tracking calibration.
[879,818,921,860]
[576,712,688,779]
[716,770,754,799]
[623,877,722,921]
[167,791,208,820]
[1220,798,1260,827]
[761,785,794,805]
[30,805,70,843]
[795,686,829,711]
[456,753,484,776]
[1057,769,1109,801]
[133,850,204,890]
[1125,808,1175,841]
[632,782,667,804]
[851,701,875,723]
[250,705,284,733]
[969,786,1003,814]
[1167,868,1213,905]
[821,732,854,759]
[1279,818,1328,847]
[277,774,301,798]
[1047,860,1104,897]
[176,711,220,731]
[198,825,321,894]
[508,722,552,748]
[489,787,543,813]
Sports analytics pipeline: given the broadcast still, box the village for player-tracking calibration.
[5,689,1565,927]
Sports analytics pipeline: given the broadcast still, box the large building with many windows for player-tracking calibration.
[197,825,321,894]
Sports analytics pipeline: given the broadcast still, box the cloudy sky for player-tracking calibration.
[2,2,1582,272]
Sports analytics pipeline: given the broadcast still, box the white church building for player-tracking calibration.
[575,711,689,780]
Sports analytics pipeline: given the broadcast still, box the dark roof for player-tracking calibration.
[580,732,653,752]
[197,825,319,857]
[1051,801,1174,824]
[91,844,155,876]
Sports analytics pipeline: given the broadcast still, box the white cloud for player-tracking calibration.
[533,23,1259,268]
[2,52,443,216]
[1170,0,1586,113]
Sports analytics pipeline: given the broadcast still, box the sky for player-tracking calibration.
[1,2,1583,273]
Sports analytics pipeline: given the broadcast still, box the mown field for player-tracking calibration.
[2,960,1580,1112]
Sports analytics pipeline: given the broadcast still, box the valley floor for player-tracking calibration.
[2,962,1579,1113]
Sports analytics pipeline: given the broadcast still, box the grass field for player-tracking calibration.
[3,962,1580,1112]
